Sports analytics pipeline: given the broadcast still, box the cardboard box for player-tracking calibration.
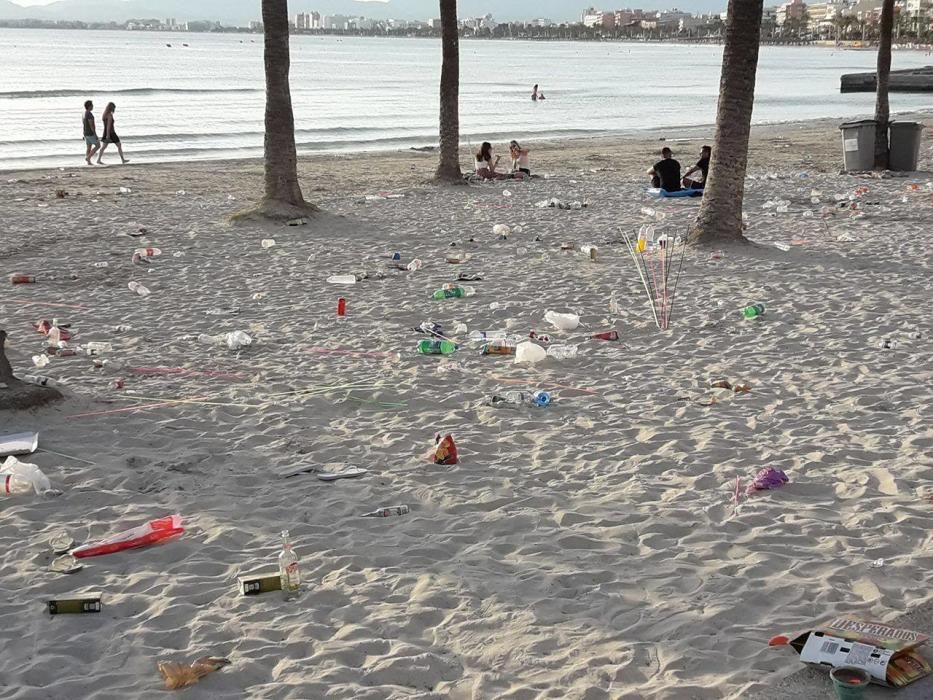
[776,617,931,688]
[237,570,282,596]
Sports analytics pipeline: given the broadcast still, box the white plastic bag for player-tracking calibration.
[544,310,580,331]
[0,456,53,495]
[515,341,547,365]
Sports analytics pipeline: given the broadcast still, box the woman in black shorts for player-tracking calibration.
[98,102,129,165]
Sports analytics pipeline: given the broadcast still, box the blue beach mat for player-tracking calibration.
[647,188,703,199]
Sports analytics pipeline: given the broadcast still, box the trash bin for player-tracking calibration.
[839,120,877,172]
[888,122,925,172]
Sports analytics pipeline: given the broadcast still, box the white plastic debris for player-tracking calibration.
[224,331,253,351]
[544,310,580,331]
[514,341,547,365]
[492,224,511,237]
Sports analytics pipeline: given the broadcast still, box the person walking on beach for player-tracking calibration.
[648,147,682,192]
[682,145,711,190]
[82,100,100,165]
[97,102,129,165]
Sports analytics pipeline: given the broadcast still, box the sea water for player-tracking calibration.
[1,28,931,170]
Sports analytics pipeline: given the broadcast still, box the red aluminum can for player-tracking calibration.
[336,297,347,317]
[10,274,36,284]
[592,330,620,341]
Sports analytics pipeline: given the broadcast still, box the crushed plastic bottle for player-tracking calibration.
[224,331,252,350]
[128,281,151,297]
[546,345,579,360]
[93,262,109,268]
[489,390,551,408]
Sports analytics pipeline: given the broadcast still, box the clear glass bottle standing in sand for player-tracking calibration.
[278,530,301,600]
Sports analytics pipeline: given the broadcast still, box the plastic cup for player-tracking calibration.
[830,666,871,700]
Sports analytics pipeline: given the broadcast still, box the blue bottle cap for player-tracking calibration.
[532,391,551,407]
[392,252,401,260]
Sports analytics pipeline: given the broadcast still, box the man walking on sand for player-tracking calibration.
[83,100,100,165]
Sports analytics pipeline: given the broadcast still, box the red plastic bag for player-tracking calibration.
[72,514,184,558]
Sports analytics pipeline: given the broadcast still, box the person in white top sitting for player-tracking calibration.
[509,140,531,178]
[474,142,510,180]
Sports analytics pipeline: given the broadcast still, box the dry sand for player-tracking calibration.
[1,114,932,699]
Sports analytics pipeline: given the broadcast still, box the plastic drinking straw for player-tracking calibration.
[622,230,661,329]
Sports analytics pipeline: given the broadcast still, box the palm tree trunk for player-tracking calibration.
[689,0,764,245]
[435,0,462,182]
[257,0,315,217]
[874,0,895,170]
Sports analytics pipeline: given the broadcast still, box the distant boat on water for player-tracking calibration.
[841,65,933,93]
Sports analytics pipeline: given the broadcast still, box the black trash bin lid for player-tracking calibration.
[839,119,878,129]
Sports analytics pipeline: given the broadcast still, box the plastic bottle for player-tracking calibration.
[327,275,358,285]
[580,244,599,261]
[128,281,151,297]
[278,530,301,601]
[431,286,475,300]
[32,354,50,368]
[224,331,253,350]
[362,505,410,517]
[481,341,516,356]
[336,297,347,317]
[468,330,509,342]
[260,239,276,249]
[133,247,162,257]
[9,274,36,284]
[83,342,113,354]
[742,303,766,319]
[489,390,551,408]
[93,262,109,268]
[546,345,579,360]
[417,339,457,355]
[19,374,54,387]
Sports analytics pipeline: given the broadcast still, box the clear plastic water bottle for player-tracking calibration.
[362,505,410,517]
[431,286,475,300]
[83,342,113,354]
[468,330,509,342]
[278,530,301,601]
[742,303,766,319]
[93,262,109,268]
[489,390,551,408]
[417,339,457,355]
[546,345,579,360]
[531,391,551,407]
[327,275,358,285]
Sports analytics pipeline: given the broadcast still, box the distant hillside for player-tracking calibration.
[0,1,727,26]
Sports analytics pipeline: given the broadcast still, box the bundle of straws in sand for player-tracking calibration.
[621,225,687,331]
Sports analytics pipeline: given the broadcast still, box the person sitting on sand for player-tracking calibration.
[532,84,539,101]
[509,140,531,177]
[97,102,130,165]
[682,145,711,190]
[648,147,682,192]
[475,142,512,180]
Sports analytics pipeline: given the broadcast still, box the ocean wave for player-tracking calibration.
[0,87,261,100]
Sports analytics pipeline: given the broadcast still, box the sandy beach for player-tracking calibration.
[1,113,932,699]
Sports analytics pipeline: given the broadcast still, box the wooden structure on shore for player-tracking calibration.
[841,66,933,93]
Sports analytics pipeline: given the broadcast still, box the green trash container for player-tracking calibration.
[889,122,925,172]
[839,120,877,172]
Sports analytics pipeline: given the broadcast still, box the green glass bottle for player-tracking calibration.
[417,339,457,355]
[742,303,765,318]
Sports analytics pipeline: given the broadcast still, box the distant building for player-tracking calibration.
[185,20,215,32]
[582,7,615,28]
[777,0,808,26]
[295,12,311,30]
[529,18,553,27]
[311,11,321,29]
[323,15,350,30]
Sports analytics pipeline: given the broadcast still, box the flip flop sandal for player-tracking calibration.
[49,532,74,555]
[49,554,82,574]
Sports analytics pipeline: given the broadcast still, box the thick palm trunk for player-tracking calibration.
[435,0,462,182]
[259,0,314,216]
[689,0,764,245]
[874,0,895,170]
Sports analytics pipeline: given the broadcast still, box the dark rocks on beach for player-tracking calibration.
[0,330,63,411]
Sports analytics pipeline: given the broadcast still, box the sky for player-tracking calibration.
[9,0,729,11]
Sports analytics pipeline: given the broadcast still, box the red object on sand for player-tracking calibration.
[433,434,458,465]
[71,514,184,558]
[337,297,347,317]
[592,330,619,341]
[10,274,36,285]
